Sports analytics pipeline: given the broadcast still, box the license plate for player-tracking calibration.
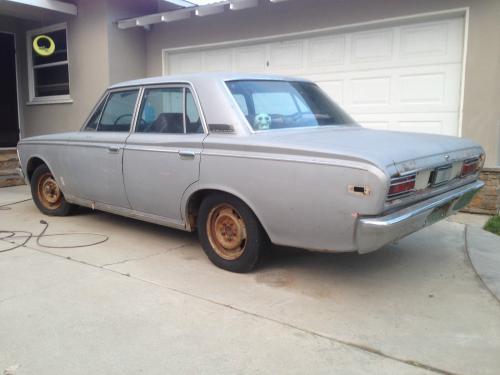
[426,202,452,225]
[433,165,453,186]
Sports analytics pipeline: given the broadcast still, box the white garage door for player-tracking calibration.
[164,16,465,136]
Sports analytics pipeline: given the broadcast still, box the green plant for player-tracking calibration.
[484,215,500,236]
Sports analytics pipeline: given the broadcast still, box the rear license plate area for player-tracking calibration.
[426,202,453,225]
[432,165,453,186]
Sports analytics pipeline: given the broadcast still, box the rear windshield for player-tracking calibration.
[226,80,355,131]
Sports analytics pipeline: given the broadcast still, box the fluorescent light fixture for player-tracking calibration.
[230,0,258,10]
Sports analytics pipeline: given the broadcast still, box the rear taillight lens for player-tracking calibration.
[461,158,480,176]
[388,174,416,199]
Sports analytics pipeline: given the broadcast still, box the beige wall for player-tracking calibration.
[106,0,153,84]
[19,0,151,137]
[21,0,109,137]
[146,0,500,166]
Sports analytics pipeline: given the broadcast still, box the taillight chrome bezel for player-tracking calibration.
[461,157,481,177]
[387,173,417,200]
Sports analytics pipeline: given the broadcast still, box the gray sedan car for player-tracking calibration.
[17,73,485,272]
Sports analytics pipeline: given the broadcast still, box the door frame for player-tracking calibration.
[0,30,23,150]
[161,7,469,138]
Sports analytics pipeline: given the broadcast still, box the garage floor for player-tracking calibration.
[1,186,499,375]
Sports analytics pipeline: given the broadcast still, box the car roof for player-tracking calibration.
[109,72,310,89]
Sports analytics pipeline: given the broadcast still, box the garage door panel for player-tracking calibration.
[268,40,303,73]
[234,45,267,72]
[307,35,345,70]
[165,16,464,136]
[168,52,202,74]
[350,29,394,64]
[316,80,344,104]
[356,113,459,136]
[399,18,464,63]
[350,76,391,105]
[204,48,233,72]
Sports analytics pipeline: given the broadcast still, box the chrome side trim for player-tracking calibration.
[65,194,188,231]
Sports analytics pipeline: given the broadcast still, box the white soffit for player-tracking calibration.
[117,0,290,29]
[4,0,77,16]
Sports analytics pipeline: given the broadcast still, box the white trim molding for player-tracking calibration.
[5,0,77,16]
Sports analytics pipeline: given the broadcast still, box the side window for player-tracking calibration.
[97,90,139,132]
[84,95,107,131]
[137,87,204,134]
[137,88,184,134]
[185,89,203,134]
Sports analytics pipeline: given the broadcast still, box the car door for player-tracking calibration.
[123,85,206,224]
[63,88,140,208]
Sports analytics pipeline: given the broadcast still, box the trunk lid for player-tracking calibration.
[256,126,483,173]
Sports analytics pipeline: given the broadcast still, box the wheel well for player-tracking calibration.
[186,189,263,232]
[26,157,47,182]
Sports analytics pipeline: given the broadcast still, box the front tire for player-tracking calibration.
[197,193,268,273]
[31,164,74,216]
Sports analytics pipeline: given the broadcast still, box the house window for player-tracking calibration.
[27,23,71,104]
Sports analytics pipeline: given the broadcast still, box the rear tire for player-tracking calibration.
[31,164,74,216]
[197,193,268,273]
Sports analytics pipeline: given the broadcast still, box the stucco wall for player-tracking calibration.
[21,0,109,137]
[146,0,500,167]
[19,0,152,137]
[106,0,152,84]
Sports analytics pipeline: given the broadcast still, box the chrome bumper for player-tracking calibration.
[356,180,484,254]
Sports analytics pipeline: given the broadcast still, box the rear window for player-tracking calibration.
[226,80,354,131]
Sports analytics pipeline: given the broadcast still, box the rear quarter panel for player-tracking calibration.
[192,135,389,252]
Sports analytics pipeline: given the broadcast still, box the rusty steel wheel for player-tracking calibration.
[206,203,247,261]
[31,164,74,216]
[198,193,268,273]
[37,172,63,210]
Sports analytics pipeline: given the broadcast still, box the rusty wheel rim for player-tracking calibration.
[207,203,247,260]
[37,172,62,210]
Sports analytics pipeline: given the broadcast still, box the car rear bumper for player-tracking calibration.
[355,180,484,254]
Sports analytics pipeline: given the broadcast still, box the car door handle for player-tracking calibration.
[108,146,120,153]
[178,150,196,158]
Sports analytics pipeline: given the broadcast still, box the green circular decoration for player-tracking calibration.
[33,35,55,57]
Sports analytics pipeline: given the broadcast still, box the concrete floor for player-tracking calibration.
[1,186,499,375]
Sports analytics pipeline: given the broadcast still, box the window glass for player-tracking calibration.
[226,80,354,131]
[84,95,107,131]
[97,90,139,132]
[253,92,297,116]
[29,27,70,98]
[186,89,203,134]
[233,94,248,116]
[137,88,184,133]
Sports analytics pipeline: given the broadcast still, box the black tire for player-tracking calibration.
[197,193,268,273]
[31,164,74,216]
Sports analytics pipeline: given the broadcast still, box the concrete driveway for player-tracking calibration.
[1,186,499,375]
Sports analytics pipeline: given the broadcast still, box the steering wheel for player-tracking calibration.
[113,114,133,126]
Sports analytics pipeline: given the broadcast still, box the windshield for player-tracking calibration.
[226,80,355,131]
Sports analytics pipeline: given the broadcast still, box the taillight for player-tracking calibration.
[461,158,480,176]
[388,174,416,199]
